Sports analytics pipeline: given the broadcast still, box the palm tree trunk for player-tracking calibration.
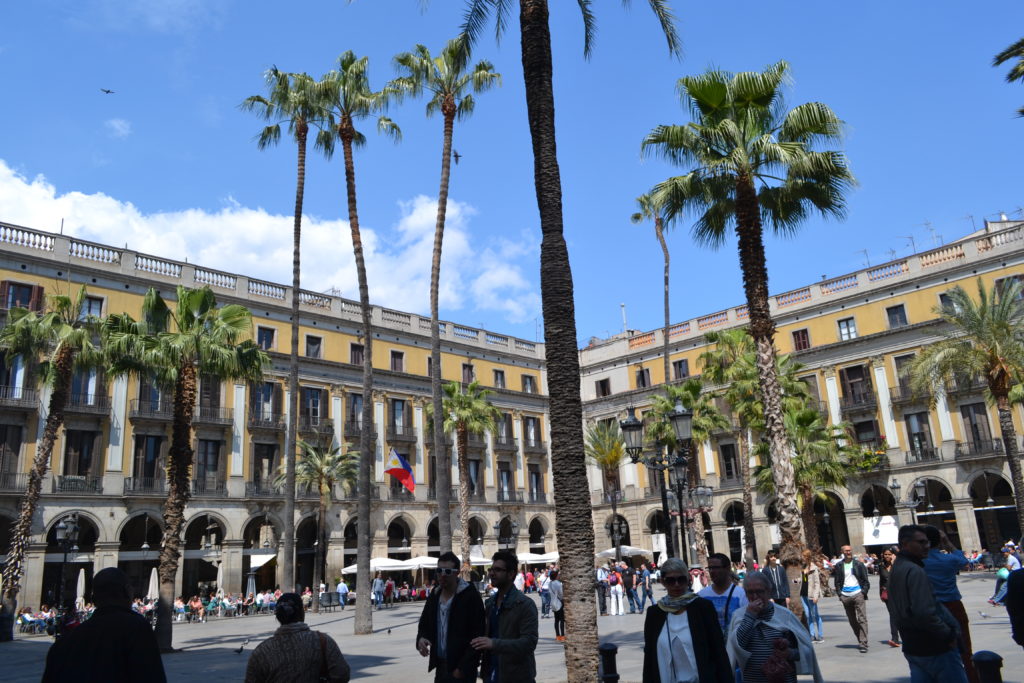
[431,108,457,554]
[734,173,803,621]
[800,488,821,552]
[739,428,757,567]
[519,1,598,678]
[457,425,472,579]
[341,129,375,636]
[0,345,74,641]
[995,395,1024,535]
[282,123,308,597]
[656,217,670,385]
[155,361,197,651]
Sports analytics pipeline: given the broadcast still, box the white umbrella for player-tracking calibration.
[341,557,413,574]
[75,569,86,611]
[147,568,159,600]
[246,571,256,598]
[215,562,224,596]
[457,554,492,566]
[406,555,439,570]
[596,545,653,559]
[516,552,548,565]
[537,551,559,563]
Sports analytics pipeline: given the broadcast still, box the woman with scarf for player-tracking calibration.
[642,557,732,683]
[244,593,350,683]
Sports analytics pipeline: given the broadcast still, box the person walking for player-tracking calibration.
[922,525,979,683]
[621,563,639,614]
[372,573,385,610]
[879,546,901,648]
[989,546,1021,605]
[595,563,610,616]
[763,551,789,608]
[549,569,565,642]
[609,564,625,616]
[642,557,732,683]
[833,544,870,653]
[801,549,824,643]
[726,571,822,683]
[698,552,748,633]
[471,550,539,683]
[888,524,967,683]
[538,569,551,619]
[244,593,350,683]
[41,568,167,683]
[639,562,654,612]
[416,551,486,682]
[336,578,349,611]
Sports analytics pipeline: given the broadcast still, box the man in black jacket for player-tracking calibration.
[41,567,166,683]
[833,544,871,653]
[417,551,486,682]
[763,551,790,607]
[889,525,967,682]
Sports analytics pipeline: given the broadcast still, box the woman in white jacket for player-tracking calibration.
[549,570,565,641]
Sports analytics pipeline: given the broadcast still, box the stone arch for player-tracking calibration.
[44,513,101,553]
[969,470,1020,550]
[386,516,413,558]
[495,515,518,550]
[812,490,849,556]
[117,512,162,550]
[385,512,417,540]
[602,513,631,549]
[183,512,230,549]
[427,516,440,556]
[467,516,488,546]
[44,510,104,548]
[722,500,745,526]
[859,484,898,517]
[528,517,548,553]
[646,508,669,534]
[242,512,280,550]
[911,476,961,548]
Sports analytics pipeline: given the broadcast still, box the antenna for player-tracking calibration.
[962,214,976,231]
[886,248,897,261]
[620,303,627,333]
[856,249,870,267]
[899,235,917,254]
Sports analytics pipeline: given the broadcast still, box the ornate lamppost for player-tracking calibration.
[494,518,520,551]
[605,515,627,563]
[53,513,80,639]
[889,478,927,524]
[620,407,674,559]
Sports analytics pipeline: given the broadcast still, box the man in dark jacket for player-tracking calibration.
[763,550,790,607]
[417,551,486,682]
[471,550,538,683]
[889,524,967,683]
[41,567,167,683]
[833,544,871,653]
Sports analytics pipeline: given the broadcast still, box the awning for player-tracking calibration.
[249,553,277,570]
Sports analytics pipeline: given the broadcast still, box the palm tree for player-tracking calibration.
[0,286,103,641]
[754,406,854,553]
[104,286,267,651]
[909,278,1024,534]
[317,51,399,636]
[993,37,1024,117]
[430,380,499,577]
[631,193,672,385]
[391,37,500,554]
[643,61,855,569]
[241,67,327,593]
[276,440,357,612]
[648,378,729,568]
[584,422,626,561]
[459,3,680,676]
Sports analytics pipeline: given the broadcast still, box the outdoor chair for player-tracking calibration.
[319,592,333,613]
[329,592,341,610]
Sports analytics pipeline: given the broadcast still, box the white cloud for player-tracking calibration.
[104,118,132,139]
[0,160,540,325]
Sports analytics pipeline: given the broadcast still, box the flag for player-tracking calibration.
[384,448,415,493]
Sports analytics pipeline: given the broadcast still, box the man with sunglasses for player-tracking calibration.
[472,550,539,683]
[416,551,485,682]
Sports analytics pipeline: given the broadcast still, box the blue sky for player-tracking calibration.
[1,1,1022,344]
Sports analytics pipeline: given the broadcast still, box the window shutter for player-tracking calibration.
[29,285,44,312]
[0,282,8,308]
[64,433,79,476]
[273,383,282,415]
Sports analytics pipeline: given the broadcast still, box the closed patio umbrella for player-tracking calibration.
[147,568,159,601]
[75,568,86,611]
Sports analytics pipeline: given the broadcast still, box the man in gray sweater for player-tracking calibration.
[888,524,967,683]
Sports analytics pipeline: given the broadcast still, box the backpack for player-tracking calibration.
[609,573,619,586]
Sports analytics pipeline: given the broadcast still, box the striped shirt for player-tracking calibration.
[734,603,796,683]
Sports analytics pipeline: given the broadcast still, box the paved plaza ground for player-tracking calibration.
[4,572,1024,682]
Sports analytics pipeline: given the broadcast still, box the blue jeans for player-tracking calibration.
[905,649,969,683]
[638,588,653,611]
[802,597,823,640]
[626,588,639,613]
[374,590,384,607]
[540,590,551,616]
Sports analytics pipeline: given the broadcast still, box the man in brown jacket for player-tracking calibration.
[471,550,539,683]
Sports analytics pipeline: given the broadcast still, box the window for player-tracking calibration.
[800,375,821,405]
[523,416,541,447]
[939,292,961,315]
[300,387,323,424]
[390,398,407,430]
[894,354,914,391]
[350,343,364,365]
[719,443,738,481]
[0,425,22,474]
[493,369,506,389]
[71,368,98,402]
[390,350,404,372]
[199,374,220,410]
[462,363,475,383]
[252,381,278,419]
[133,435,163,480]
[996,275,1024,300]
[852,419,880,445]
[496,413,513,442]
[792,329,811,351]
[426,356,433,376]
[79,296,103,320]
[595,378,611,397]
[635,366,651,389]
[498,462,513,496]
[522,374,537,393]
[839,365,871,403]
[960,403,993,447]
[468,458,482,495]
[528,463,543,501]
[253,443,277,482]
[63,430,98,476]
[347,393,363,425]
[0,356,21,389]
[672,359,689,380]
[305,335,322,359]
[837,317,857,341]
[886,304,908,329]
[256,326,275,350]
[2,282,42,310]
[196,440,221,482]
[904,412,934,457]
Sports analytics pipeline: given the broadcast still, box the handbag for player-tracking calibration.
[318,632,329,682]
[879,588,889,602]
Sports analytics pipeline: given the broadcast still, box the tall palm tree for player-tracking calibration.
[584,422,626,561]
[104,286,267,651]
[317,51,399,636]
[754,406,853,553]
[643,61,855,570]
[241,67,327,593]
[0,286,103,641]
[648,378,729,568]
[631,193,672,385]
[391,37,500,554]
[993,37,1024,117]
[909,278,1024,533]
[460,3,680,676]
[276,440,357,613]
[430,380,499,577]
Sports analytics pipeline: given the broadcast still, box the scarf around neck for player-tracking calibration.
[657,591,699,614]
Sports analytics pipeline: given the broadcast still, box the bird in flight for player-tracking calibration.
[453,150,462,165]
[100,88,115,94]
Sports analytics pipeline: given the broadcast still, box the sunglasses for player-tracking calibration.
[435,567,458,576]
[661,576,688,586]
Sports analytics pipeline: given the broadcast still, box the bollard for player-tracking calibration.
[973,651,1003,683]
[599,642,620,683]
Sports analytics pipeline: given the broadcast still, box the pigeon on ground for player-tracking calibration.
[387,628,392,635]
[978,611,991,619]
[234,638,250,654]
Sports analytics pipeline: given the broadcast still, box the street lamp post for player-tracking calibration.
[620,408,674,559]
[54,513,80,639]
[889,478,928,524]
[605,515,627,563]
[494,519,520,551]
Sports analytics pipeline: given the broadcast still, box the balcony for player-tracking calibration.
[129,398,173,421]
[904,448,940,465]
[427,485,458,501]
[497,489,523,504]
[523,438,547,455]
[123,477,165,495]
[643,485,665,499]
[889,383,927,406]
[467,432,487,449]
[246,479,281,497]
[0,385,37,411]
[344,420,377,440]
[493,435,518,453]
[525,490,548,504]
[64,392,110,416]
[249,409,284,431]
[53,475,103,494]
[591,490,625,505]
[386,423,416,443]
[450,485,486,503]
[194,405,233,426]
[717,476,743,490]
[955,439,1005,460]
[840,390,877,414]
[299,416,334,438]
[0,471,28,492]
[385,486,416,502]
[296,483,322,501]
[191,476,226,496]
[947,377,987,396]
